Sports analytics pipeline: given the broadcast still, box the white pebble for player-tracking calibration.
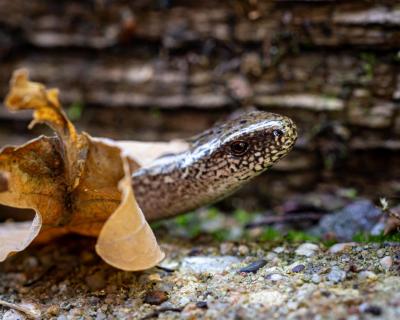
[269,273,283,281]
[380,256,393,271]
[311,274,321,284]
[3,310,25,320]
[295,243,319,257]
[358,271,378,281]
[249,290,286,306]
[329,242,357,254]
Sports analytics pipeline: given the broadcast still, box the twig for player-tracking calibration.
[0,299,41,319]
[245,213,324,229]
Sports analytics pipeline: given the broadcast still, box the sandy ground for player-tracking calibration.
[0,230,399,320]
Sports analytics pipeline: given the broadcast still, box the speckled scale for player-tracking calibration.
[132,111,297,221]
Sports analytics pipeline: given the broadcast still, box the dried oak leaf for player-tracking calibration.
[0,69,164,270]
[0,171,9,192]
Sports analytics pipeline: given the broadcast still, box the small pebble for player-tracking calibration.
[265,273,283,281]
[358,271,378,281]
[249,290,285,306]
[329,242,357,254]
[220,243,234,255]
[3,310,26,320]
[95,311,107,320]
[179,296,191,305]
[239,259,267,273]
[380,256,393,271]
[327,266,346,283]
[238,245,249,255]
[188,248,202,256]
[266,252,278,260]
[359,303,382,316]
[295,243,319,257]
[148,273,162,282]
[143,290,169,305]
[196,301,208,309]
[292,264,305,273]
[311,274,321,284]
[181,256,240,274]
[376,249,386,258]
[273,247,285,253]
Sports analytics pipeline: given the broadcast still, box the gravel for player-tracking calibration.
[1,235,400,319]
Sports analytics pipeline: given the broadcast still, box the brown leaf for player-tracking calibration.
[95,158,165,271]
[5,69,87,190]
[0,171,9,192]
[95,138,189,167]
[0,69,164,270]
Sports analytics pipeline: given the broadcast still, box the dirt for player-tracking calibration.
[0,228,399,320]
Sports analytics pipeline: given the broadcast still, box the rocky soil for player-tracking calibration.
[1,201,399,320]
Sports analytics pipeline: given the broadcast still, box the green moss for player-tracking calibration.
[233,209,253,224]
[206,207,221,220]
[67,101,84,121]
[258,227,281,242]
[352,232,400,243]
[211,229,231,241]
[150,221,163,230]
[285,230,319,243]
[173,212,202,238]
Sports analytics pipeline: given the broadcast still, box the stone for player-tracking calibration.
[273,247,285,254]
[295,243,319,257]
[3,310,26,320]
[311,274,321,284]
[292,264,305,273]
[95,311,107,320]
[266,273,283,282]
[327,266,347,283]
[329,242,357,254]
[196,301,208,309]
[312,200,383,241]
[219,243,234,255]
[180,256,240,274]
[239,259,268,273]
[248,290,286,306]
[380,256,393,271]
[237,245,249,255]
[359,303,383,316]
[358,271,378,281]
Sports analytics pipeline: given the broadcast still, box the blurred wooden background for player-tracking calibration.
[0,0,399,209]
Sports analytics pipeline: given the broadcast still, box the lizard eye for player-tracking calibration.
[230,140,249,156]
[273,129,284,138]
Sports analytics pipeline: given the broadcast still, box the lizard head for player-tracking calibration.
[191,110,297,183]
